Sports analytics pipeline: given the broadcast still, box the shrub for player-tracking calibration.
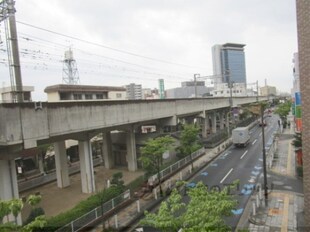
[296,166,303,178]
[24,207,45,225]
[44,186,123,231]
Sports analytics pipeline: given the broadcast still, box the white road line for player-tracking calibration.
[259,132,262,137]
[252,139,257,145]
[240,150,248,159]
[220,168,233,184]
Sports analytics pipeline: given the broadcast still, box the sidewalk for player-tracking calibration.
[239,123,304,232]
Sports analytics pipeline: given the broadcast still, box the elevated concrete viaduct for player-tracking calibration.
[0,96,266,209]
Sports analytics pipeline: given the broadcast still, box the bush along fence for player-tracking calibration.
[55,188,131,232]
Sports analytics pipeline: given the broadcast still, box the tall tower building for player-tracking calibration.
[212,43,247,84]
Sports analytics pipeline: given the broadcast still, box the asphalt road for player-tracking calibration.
[133,114,283,232]
[184,114,280,230]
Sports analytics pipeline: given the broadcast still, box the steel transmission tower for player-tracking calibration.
[1,0,23,102]
[62,48,80,85]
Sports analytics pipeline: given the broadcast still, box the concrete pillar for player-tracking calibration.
[0,159,22,225]
[78,140,96,193]
[226,111,230,131]
[37,153,45,174]
[211,112,217,134]
[102,131,114,169]
[126,129,137,171]
[54,141,70,188]
[219,111,225,130]
[201,111,210,138]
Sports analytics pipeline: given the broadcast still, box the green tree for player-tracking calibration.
[178,124,202,158]
[274,101,291,119]
[9,199,23,222]
[0,197,47,232]
[141,182,238,231]
[0,200,11,223]
[139,136,175,196]
[27,195,42,209]
[25,194,45,225]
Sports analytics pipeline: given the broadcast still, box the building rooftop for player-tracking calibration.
[0,86,34,93]
[222,43,246,48]
[44,84,126,93]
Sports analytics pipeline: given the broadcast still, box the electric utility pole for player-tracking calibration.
[0,0,23,102]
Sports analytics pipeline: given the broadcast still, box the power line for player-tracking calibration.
[17,21,205,69]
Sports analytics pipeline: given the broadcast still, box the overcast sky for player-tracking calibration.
[0,0,297,100]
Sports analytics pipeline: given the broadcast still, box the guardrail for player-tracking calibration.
[56,189,131,232]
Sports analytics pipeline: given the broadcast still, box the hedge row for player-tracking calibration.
[43,186,124,231]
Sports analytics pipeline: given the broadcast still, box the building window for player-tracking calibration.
[96,94,103,99]
[85,94,93,99]
[221,91,223,94]
[116,93,122,98]
[59,92,70,100]
[73,94,82,100]
[227,91,229,94]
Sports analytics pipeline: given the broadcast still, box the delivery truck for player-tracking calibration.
[232,127,250,147]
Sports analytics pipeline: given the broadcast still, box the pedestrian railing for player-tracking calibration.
[148,147,206,183]
[56,189,131,232]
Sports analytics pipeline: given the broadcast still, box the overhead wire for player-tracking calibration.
[17,21,205,69]
[0,23,198,85]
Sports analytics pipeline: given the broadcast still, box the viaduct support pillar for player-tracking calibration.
[54,141,70,188]
[219,111,225,130]
[211,112,217,134]
[78,140,96,193]
[126,128,137,171]
[102,131,114,169]
[0,159,22,225]
[201,112,210,139]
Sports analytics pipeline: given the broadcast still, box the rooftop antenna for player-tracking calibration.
[62,47,80,84]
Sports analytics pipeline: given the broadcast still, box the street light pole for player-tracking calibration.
[256,80,259,102]
[261,104,268,204]
[194,74,200,98]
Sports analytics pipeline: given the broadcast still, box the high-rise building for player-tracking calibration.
[125,83,142,100]
[212,43,247,84]
[158,79,165,99]
[296,0,310,226]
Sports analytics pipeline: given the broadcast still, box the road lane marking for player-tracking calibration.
[252,139,257,145]
[220,168,233,184]
[259,132,262,136]
[240,150,248,159]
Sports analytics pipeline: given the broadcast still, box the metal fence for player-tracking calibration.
[56,189,131,232]
[148,147,205,183]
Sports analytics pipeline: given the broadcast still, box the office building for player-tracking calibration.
[260,86,277,96]
[125,83,142,100]
[212,43,247,84]
[166,81,212,98]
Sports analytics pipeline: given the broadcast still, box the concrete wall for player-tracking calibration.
[0,97,266,154]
